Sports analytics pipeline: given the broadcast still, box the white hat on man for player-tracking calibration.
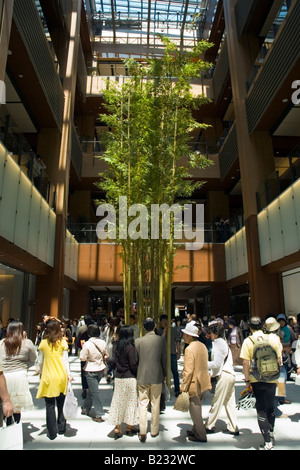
[181,321,199,337]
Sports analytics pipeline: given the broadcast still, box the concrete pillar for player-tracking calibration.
[0,0,14,102]
[35,1,82,319]
[223,0,284,317]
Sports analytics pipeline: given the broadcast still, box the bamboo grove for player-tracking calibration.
[95,36,213,384]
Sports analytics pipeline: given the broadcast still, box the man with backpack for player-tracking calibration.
[240,316,282,450]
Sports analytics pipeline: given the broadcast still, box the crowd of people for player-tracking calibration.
[0,310,300,450]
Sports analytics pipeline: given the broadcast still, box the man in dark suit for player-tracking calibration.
[135,317,167,442]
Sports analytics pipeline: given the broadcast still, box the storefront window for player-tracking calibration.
[0,263,35,339]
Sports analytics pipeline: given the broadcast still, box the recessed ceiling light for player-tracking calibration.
[282,98,288,103]
[18,74,23,78]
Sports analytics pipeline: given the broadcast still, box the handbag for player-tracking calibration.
[63,382,78,419]
[173,391,190,412]
[0,418,23,450]
[210,376,219,394]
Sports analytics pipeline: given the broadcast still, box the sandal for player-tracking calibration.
[126,426,139,436]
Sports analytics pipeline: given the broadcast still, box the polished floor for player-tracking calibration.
[20,355,300,451]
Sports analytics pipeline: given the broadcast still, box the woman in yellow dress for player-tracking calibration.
[36,319,72,440]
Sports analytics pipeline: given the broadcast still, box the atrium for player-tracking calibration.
[0,0,299,353]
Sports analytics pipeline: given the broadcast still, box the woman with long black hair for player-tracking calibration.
[0,321,36,425]
[107,325,139,439]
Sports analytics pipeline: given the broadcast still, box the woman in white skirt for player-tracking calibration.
[0,321,36,425]
[107,325,139,439]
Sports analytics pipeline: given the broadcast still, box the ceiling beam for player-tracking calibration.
[110,0,116,42]
[180,0,189,50]
[147,0,151,51]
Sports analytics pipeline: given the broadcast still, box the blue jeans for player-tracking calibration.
[83,370,104,417]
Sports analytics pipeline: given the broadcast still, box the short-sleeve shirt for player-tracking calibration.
[240,330,282,383]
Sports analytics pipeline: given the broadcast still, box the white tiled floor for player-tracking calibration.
[20,355,300,451]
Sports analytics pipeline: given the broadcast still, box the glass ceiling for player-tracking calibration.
[87,0,218,53]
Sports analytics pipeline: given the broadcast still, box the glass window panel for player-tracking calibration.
[0,263,25,325]
[14,171,32,251]
[236,228,248,276]
[267,199,284,262]
[291,178,300,248]
[27,186,42,258]
[37,199,50,263]
[282,268,300,316]
[230,237,238,279]
[225,239,232,280]
[47,210,56,267]
[0,142,6,199]
[279,187,299,257]
[0,154,20,242]
[257,209,272,266]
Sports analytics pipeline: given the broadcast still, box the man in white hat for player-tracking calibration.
[180,321,211,442]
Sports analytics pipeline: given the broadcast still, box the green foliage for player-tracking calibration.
[95,36,213,330]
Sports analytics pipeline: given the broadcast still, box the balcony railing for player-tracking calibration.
[246,0,300,134]
[86,75,213,100]
[67,221,241,244]
[13,0,64,130]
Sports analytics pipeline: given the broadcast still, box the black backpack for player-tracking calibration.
[249,334,280,382]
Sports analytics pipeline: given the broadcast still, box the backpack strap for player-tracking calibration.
[249,334,265,346]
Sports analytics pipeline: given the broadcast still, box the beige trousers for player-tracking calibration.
[189,392,207,441]
[205,371,238,432]
[138,383,162,436]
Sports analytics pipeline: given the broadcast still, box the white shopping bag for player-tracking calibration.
[0,420,23,450]
[295,375,300,386]
[63,382,78,419]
